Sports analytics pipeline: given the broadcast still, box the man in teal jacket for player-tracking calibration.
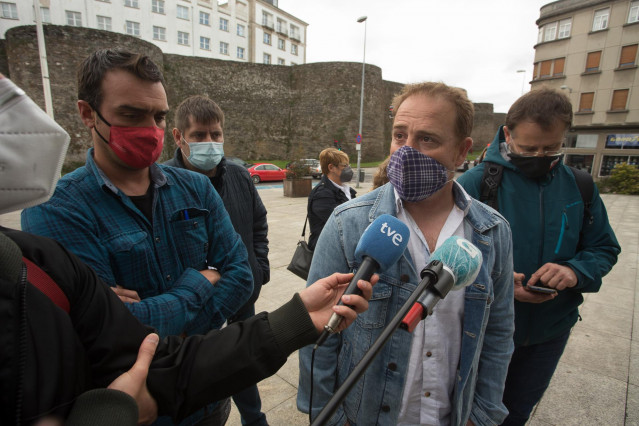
[458,88,620,426]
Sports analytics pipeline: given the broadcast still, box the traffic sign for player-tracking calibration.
[356,133,362,143]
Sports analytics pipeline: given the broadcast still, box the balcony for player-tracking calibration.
[290,31,300,42]
[262,19,274,30]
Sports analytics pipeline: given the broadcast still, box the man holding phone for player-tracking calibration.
[458,88,620,426]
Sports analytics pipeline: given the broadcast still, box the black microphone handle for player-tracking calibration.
[336,255,380,307]
[315,256,380,347]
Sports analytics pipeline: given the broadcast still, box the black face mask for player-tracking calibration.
[508,153,563,179]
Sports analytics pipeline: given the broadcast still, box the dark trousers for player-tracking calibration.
[501,330,571,426]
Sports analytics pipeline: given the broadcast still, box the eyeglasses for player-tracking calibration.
[507,140,564,158]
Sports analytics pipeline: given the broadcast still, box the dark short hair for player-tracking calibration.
[175,95,225,132]
[505,87,572,132]
[77,49,165,109]
[391,82,474,140]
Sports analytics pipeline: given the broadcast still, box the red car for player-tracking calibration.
[248,163,287,183]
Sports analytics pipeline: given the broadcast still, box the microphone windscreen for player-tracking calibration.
[354,214,410,271]
[431,236,482,290]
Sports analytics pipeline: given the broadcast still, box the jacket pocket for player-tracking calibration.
[105,230,153,294]
[355,280,391,329]
[170,208,210,271]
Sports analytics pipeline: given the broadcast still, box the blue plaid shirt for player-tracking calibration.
[22,148,253,338]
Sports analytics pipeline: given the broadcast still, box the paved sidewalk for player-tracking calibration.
[1,171,636,426]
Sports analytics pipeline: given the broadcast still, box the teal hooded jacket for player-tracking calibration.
[458,127,620,346]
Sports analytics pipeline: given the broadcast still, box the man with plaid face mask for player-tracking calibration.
[298,82,515,426]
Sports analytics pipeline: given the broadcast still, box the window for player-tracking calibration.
[537,27,544,44]
[619,44,638,68]
[539,60,552,78]
[278,58,285,65]
[124,0,138,8]
[262,11,273,28]
[200,36,210,50]
[66,11,81,26]
[565,134,598,148]
[126,21,140,37]
[278,38,285,50]
[237,24,245,36]
[263,53,271,64]
[152,0,164,14]
[585,51,602,72]
[199,11,209,26]
[544,22,557,42]
[177,5,189,20]
[291,44,298,55]
[219,17,228,31]
[263,32,271,45]
[564,154,594,174]
[220,41,228,55]
[592,8,609,31]
[277,18,287,34]
[611,89,629,110]
[237,46,245,59]
[558,19,571,39]
[0,2,16,18]
[290,24,300,40]
[579,92,594,112]
[40,7,51,23]
[97,15,112,31]
[178,31,189,45]
[553,57,565,76]
[600,155,639,176]
[629,1,639,23]
[153,26,166,41]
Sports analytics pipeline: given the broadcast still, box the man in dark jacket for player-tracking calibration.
[165,95,270,426]
[458,88,620,426]
[307,148,355,250]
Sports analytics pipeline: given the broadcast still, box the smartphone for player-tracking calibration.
[526,284,557,295]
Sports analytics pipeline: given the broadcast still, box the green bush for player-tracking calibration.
[600,163,639,195]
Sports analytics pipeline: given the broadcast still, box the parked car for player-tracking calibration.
[248,163,287,183]
[226,156,252,168]
[286,158,322,179]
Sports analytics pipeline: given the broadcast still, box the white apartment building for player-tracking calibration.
[0,0,307,66]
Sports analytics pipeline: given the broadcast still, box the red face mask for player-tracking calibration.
[93,108,164,169]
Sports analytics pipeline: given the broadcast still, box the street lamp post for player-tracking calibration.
[516,69,526,95]
[356,15,367,188]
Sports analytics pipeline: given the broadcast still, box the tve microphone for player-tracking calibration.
[401,236,482,332]
[315,214,409,347]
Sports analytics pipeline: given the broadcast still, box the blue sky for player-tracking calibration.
[279,0,549,113]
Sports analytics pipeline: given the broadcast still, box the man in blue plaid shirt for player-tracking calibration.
[21,49,253,425]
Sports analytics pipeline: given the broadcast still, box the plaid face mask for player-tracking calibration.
[387,145,450,202]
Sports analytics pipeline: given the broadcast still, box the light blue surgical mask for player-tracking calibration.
[183,139,224,171]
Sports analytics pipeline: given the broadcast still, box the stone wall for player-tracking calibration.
[4,25,502,166]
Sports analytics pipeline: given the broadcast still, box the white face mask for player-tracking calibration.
[183,139,224,171]
[0,78,70,215]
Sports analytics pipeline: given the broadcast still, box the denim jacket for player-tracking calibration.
[298,182,514,426]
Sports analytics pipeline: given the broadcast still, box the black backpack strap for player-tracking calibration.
[568,166,595,226]
[479,161,504,210]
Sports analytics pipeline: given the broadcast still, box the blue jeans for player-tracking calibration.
[229,304,268,426]
[501,330,571,426]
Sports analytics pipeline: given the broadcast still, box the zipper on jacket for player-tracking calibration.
[538,185,545,267]
[554,211,568,255]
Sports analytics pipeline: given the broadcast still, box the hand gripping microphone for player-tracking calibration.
[401,236,483,332]
[315,214,409,347]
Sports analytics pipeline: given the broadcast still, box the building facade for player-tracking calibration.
[532,0,639,177]
[0,0,306,66]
